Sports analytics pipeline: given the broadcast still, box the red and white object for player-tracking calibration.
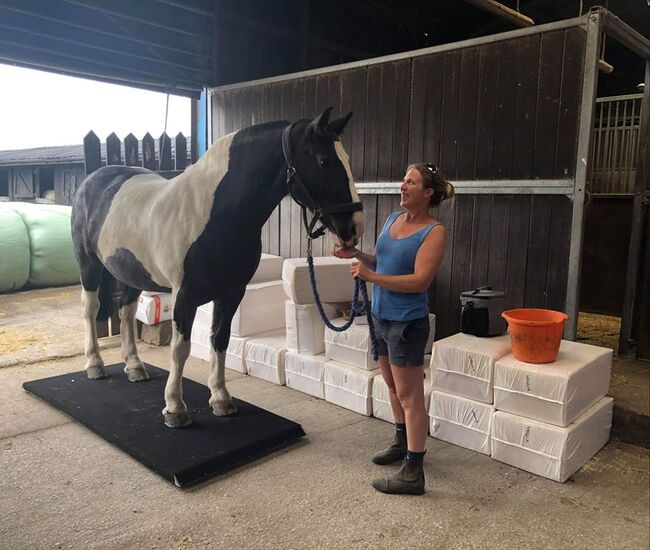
[372,364,433,424]
[494,340,612,427]
[196,280,286,337]
[282,257,364,305]
[244,330,287,385]
[429,390,495,456]
[285,301,338,355]
[285,351,327,399]
[431,332,511,404]
[136,292,173,325]
[491,397,613,482]
[323,360,375,416]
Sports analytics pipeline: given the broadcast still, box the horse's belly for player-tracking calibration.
[104,247,172,292]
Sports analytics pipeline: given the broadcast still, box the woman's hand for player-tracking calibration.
[333,244,359,259]
[351,261,373,281]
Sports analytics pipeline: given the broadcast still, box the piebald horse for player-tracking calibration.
[71,108,364,428]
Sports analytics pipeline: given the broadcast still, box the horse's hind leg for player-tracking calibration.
[162,287,196,428]
[78,254,106,379]
[119,286,148,382]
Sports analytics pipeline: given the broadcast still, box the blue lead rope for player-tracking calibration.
[306,239,379,361]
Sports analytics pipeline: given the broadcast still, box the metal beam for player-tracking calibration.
[355,180,575,195]
[565,11,603,341]
[600,8,650,60]
[462,0,534,27]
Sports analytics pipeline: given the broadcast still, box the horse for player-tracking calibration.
[71,107,364,428]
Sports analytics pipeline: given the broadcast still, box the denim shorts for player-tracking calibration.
[372,314,430,367]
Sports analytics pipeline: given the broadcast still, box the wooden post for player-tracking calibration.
[159,132,173,171]
[175,133,188,170]
[106,133,122,165]
[124,133,140,166]
[83,131,101,175]
[142,133,156,170]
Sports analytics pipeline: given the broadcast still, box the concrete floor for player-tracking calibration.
[1,287,649,549]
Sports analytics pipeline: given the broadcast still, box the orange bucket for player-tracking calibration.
[501,309,568,364]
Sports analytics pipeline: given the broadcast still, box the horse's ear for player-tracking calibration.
[308,107,333,135]
[328,111,353,137]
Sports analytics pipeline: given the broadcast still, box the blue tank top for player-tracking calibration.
[371,211,439,321]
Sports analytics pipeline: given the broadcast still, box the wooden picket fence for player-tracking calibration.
[83,130,190,177]
[83,130,190,338]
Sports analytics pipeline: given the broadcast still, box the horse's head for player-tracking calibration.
[286,108,364,247]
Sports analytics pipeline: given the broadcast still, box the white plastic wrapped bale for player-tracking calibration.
[431,332,511,404]
[325,318,378,371]
[285,301,338,355]
[429,390,495,456]
[324,360,375,416]
[244,330,287,385]
[372,365,433,424]
[250,253,284,284]
[196,280,286,337]
[189,323,248,374]
[136,292,173,325]
[282,257,367,304]
[285,351,327,399]
[491,397,613,482]
[494,340,612,427]
[326,314,435,371]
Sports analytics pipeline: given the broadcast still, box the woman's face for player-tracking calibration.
[400,168,432,209]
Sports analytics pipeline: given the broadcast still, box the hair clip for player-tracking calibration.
[425,162,438,174]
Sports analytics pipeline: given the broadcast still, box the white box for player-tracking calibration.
[372,365,433,424]
[250,253,284,284]
[244,331,287,385]
[189,323,248,373]
[494,340,612,427]
[429,390,495,455]
[325,318,379,370]
[324,360,375,416]
[197,280,286,337]
[325,314,435,371]
[282,257,362,304]
[136,292,173,325]
[491,397,613,482]
[285,351,327,399]
[285,301,338,355]
[431,332,511,404]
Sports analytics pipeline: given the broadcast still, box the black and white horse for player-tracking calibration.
[71,108,363,428]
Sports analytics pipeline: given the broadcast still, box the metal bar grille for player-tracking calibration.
[590,94,643,194]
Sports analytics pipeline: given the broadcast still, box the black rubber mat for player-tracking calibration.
[23,363,305,488]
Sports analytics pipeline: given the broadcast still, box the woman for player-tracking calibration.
[333,162,454,495]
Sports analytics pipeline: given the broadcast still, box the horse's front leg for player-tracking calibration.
[208,289,245,417]
[162,288,196,428]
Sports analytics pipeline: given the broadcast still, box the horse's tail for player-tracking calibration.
[97,268,116,322]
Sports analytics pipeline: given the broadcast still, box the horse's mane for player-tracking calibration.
[228,119,289,148]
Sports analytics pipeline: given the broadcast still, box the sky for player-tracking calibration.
[0,64,192,151]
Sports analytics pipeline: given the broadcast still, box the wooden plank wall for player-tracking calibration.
[211,27,586,339]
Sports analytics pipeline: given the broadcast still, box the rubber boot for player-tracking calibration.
[371,429,407,465]
[371,454,425,495]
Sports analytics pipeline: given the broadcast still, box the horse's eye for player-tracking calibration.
[318,158,328,168]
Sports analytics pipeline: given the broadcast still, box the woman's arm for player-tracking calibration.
[351,225,447,292]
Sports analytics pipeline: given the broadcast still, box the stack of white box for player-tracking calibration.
[491,340,613,482]
[429,333,512,455]
[190,254,287,379]
[282,257,353,400]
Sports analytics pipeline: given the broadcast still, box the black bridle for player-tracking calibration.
[281,123,363,239]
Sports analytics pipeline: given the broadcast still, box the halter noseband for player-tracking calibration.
[281,123,363,240]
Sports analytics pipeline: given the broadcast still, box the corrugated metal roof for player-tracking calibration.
[0,0,214,97]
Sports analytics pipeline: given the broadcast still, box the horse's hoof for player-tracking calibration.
[86,365,107,379]
[163,410,192,428]
[125,365,149,382]
[211,399,238,417]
